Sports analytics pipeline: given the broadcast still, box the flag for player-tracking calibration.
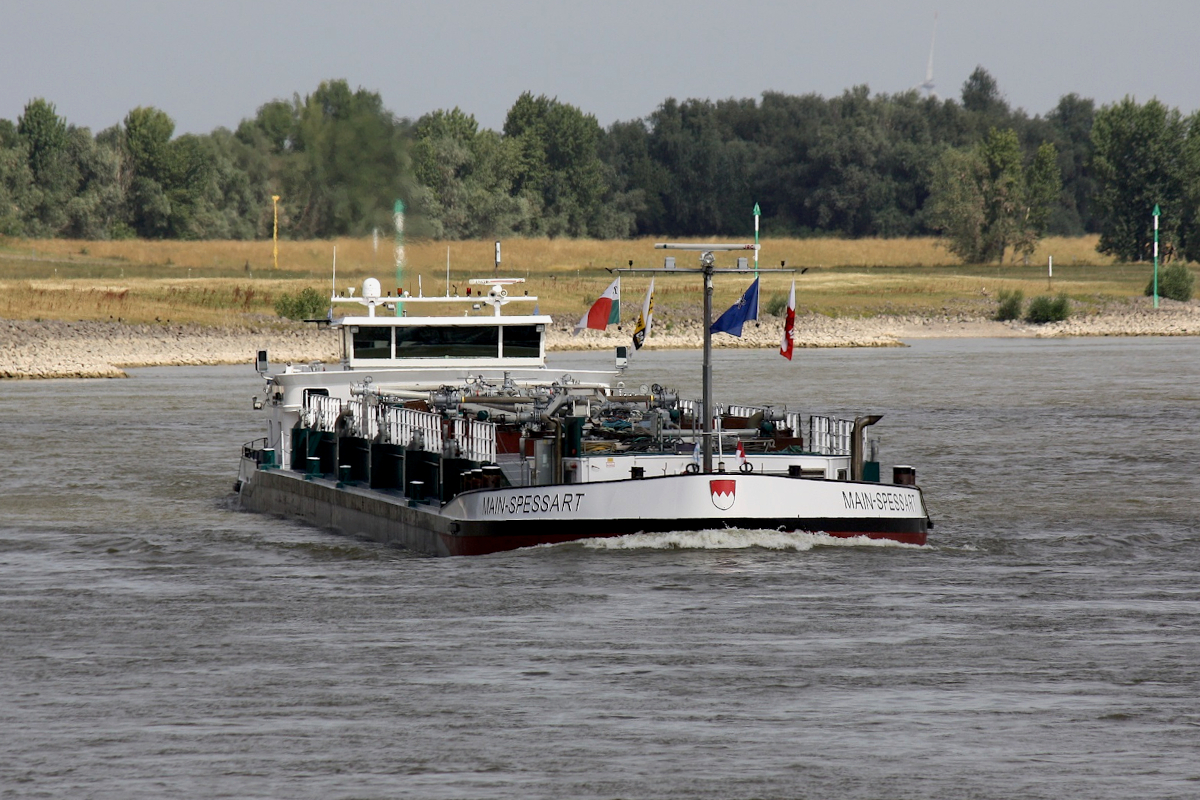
[710,278,759,337]
[573,277,620,335]
[632,279,654,350]
[780,280,796,360]
[736,440,747,469]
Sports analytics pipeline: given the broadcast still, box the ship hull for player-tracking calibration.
[239,461,929,556]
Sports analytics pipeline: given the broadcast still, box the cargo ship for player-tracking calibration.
[235,245,930,555]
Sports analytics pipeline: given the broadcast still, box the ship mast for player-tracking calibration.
[616,243,791,474]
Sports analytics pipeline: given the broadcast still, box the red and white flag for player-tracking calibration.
[574,277,621,335]
[736,440,747,469]
[779,279,796,360]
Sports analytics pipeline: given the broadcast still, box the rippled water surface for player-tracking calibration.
[2,338,1198,799]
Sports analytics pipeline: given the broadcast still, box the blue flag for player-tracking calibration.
[710,278,759,337]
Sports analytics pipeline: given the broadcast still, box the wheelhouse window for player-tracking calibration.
[501,325,541,358]
[352,326,391,359]
[395,326,500,358]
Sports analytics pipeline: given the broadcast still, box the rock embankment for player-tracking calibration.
[1,319,339,379]
[2,297,1197,379]
[551,297,1200,348]
[547,313,905,350]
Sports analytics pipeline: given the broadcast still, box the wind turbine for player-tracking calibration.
[915,12,938,98]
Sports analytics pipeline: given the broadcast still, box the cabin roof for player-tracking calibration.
[335,314,554,328]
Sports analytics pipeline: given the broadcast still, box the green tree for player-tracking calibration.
[599,119,665,235]
[641,97,755,236]
[1015,142,1063,259]
[977,127,1024,259]
[927,146,988,261]
[17,99,69,184]
[928,128,1060,263]
[1177,111,1200,263]
[116,107,222,238]
[503,92,613,236]
[0,118,16,148]
[1044,93,1096,234]
[61,127,123,238]
[805,86,895,237]
[962,67,1008,116]
[17,98,78,234]
[0,135,33,235]
[191,128,270,240]
[410,108,528,238]
[124,106,176,182]
[1092,97,1187,262]
[287,79,412,237]
[240,99,296,155]
[960,66,1015,140]
[121,107,180,237]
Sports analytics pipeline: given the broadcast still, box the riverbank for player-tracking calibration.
[3,297,1198,379]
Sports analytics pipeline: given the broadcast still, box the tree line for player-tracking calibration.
[2,70,1199,263]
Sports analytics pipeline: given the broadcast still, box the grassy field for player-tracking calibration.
[0,234,1170,326]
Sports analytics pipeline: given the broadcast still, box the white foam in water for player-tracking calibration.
[553,529,925,552]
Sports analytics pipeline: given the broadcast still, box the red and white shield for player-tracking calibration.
[710,479,736,511]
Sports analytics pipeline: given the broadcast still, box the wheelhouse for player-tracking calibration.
[340,316,550,369]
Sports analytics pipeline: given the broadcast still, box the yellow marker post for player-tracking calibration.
[271,195,281,270]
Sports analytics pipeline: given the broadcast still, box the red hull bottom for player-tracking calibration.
[440,526,928,556]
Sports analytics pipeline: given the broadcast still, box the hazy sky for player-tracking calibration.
[4,0,1198,135]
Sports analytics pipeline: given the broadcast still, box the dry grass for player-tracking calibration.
[0,234,1170,325]
[0,279,294,325]
[2,234,1113,272]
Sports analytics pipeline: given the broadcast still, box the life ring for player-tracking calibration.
[739,462,753,474]
[685,463,700,474]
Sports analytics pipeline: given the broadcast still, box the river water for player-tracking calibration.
[1,338,1198,799]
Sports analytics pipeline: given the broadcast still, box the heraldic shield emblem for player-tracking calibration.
[710,479,736,511]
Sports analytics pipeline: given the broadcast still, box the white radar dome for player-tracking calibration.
[362,278,382,300]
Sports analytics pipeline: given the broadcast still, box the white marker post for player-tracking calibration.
[753,202,760,277]
[495,240,501,275]
[753,202,761,319]
[394,199,405,314]
[1048,255,1052,289]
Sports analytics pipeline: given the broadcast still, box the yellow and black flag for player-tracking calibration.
[632,279,654,350]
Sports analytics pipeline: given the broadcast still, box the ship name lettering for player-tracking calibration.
[842,490,916,513]
[483,492,586,515]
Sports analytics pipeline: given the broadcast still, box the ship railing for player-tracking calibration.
[345,396,379,440]
[300,394,499,462]
[784,411,802,437]
[241,436,269,460]
[809,415,853,456]
[380,405,444,452]
[450,417,498,463]
[302,394,343,432]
